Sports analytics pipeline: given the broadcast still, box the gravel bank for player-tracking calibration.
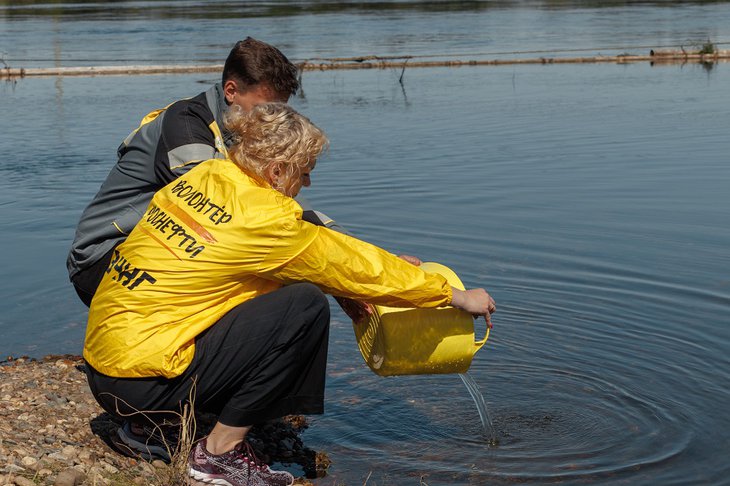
[0,355,328,485]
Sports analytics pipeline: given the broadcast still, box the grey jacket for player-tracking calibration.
[67,85,231,279]
[67,84,341,281]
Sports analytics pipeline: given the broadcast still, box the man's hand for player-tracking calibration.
[397,254,422,266]
[335,296,373,324]
[336,254,421,323]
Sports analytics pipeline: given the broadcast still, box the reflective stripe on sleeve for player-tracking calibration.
[168,143,217,171]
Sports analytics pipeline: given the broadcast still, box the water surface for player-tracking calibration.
[3,0,730,67]
[1,2,729,484]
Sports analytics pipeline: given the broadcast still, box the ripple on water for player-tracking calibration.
[479,364,693,481]
[317,357,692,484]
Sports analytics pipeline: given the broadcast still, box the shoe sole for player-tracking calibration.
[187,466,235,486]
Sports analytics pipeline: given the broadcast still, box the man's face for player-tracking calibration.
[225,81,289,112]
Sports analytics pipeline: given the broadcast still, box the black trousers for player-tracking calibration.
[85,283,331,427]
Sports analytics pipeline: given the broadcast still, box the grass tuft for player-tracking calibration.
[699,40,716,55]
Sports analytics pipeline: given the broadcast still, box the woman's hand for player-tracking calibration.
[450,287,496,328]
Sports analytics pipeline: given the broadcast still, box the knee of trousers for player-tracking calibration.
[290,282,330,314]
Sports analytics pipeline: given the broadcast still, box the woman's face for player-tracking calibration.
[270,161,315,198]
[288,167,312,198]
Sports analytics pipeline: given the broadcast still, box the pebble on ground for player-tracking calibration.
[0,355,328,485]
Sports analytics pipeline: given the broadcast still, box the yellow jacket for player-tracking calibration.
[84,159,452,378]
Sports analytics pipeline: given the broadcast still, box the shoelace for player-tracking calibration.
[241,441,268,471]
[223,442,292,486]
[225,442,266,471]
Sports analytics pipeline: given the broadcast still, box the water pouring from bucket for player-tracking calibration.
[352,262,498,443]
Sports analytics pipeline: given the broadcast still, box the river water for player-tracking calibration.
[1,1,729,484]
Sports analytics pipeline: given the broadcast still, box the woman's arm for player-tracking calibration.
[262,224,453,309]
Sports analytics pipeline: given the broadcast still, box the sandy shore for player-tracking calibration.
[0,355,328,485]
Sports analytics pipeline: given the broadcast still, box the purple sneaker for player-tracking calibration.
[188,438,294,486]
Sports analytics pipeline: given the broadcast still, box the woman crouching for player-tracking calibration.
[83,103,495,486]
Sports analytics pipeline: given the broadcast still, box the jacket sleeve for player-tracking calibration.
[154,98,218,184]
[261,222,453,309]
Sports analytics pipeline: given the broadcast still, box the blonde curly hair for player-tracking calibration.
[224,102,328,196]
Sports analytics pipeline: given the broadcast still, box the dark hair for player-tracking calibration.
[222,37,299,96]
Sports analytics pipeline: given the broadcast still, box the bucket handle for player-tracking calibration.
[474,327,491,350]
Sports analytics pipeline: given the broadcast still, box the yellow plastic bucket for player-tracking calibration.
[352,262,490,376]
